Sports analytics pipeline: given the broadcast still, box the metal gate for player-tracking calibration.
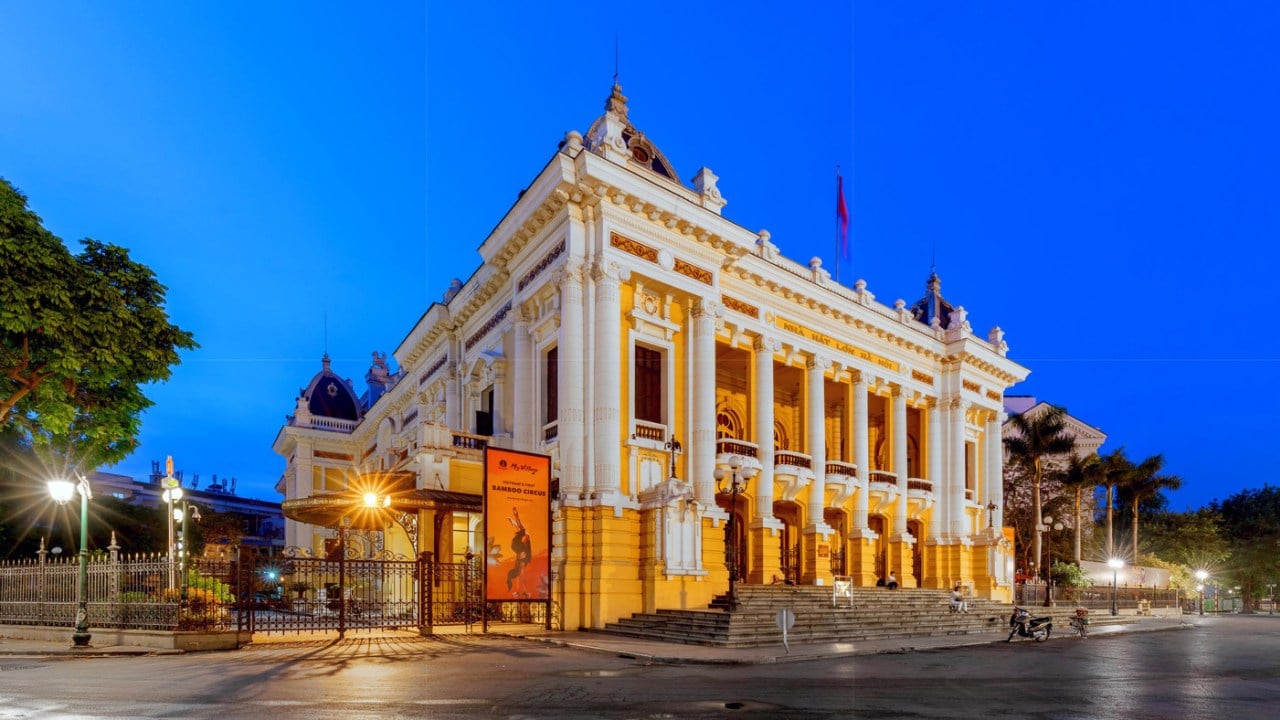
[233,551,553,635]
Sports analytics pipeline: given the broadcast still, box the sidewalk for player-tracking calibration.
[1,616,1192,662]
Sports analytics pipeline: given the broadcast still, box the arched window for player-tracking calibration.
[716,407,743,440]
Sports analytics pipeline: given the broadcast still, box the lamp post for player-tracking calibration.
[1195,570,1208,616]
[713,455,757,612]
[664,434,682,479]
[986,502,997,531]
[161,478,184,591]
[1041,515,1064,607]
[177,502,201,604]
[1108,557,1124,616]
[1268,582,1276,616]
[48,475,93,647]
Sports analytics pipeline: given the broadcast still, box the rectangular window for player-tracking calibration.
[544,346,559,425]
[634,345,663,424]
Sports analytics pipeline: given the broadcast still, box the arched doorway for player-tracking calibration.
[868,515,887,582]
[774,501,803,584]
[824,509,848,576]
[716,490,749,584]
[908,519,925,586]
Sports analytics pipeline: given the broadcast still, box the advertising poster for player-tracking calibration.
[484,447,551,602]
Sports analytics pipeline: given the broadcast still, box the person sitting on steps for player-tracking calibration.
[950,584,968,613]
[886,571,899,589]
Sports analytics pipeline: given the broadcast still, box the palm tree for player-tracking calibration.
[1005,405,1076,580]
[1060,452,1103,564]
[1119,454,1180,562]
[1099,448,1133,561]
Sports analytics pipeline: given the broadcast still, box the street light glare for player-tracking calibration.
[47,480,75,504]
[363,492,378,508]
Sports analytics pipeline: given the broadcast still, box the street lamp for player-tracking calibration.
[162,480,184,590]
[48,475,93,647]
[1268,582,1276,616]
[1195,570,1208,616]
[664,434,683,479]
[1041,515,1064,607]
[1108,557,1124,616]
[177,502,201,605]
[713,455,757,611]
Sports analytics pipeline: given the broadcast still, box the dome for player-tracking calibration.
[909,272,954,329]
[583,83,678,181]
[299,354,361,422]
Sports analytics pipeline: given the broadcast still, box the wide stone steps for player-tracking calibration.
[598,586,1133,647]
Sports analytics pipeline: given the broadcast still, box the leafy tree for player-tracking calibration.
[0,178,196,468]
[1142,507,1229,571]
[1005,405,1075,579]
[1211,485,1280,612]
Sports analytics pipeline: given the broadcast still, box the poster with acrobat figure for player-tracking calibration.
[484,447,551,602]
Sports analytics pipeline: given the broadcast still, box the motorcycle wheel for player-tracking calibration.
[1034,627,1050,642]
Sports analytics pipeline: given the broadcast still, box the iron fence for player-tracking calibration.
[0,550,233,631]
[1016,582,1182,610]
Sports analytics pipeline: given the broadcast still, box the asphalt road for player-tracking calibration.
[0,615,1275,719]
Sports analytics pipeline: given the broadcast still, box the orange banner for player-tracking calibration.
[484,448,551,601]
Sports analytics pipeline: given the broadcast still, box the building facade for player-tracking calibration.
[275,85,1030,629]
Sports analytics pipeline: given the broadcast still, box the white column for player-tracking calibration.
[893,387,908,536]
[592,262,626,502]
[753,336,778,519]
[986,411,1006,531]
[852,375,869,530]
[806,356,829,529]
[690,298,720,504]
[445,367,461,430]
[928,399,944,540]
[512,308,535,451]
[558,264,586,495]
[491,359,507,438]
[950,397,968,537]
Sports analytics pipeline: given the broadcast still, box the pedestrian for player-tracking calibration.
[950,584,967,613]
[887,571,899,590]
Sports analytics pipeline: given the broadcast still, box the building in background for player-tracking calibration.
[91,461,284,558]
[275,85,1029,629]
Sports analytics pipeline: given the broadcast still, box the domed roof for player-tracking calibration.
[909,272,954,328]
[299,354,361,422]
[584,83,678,181]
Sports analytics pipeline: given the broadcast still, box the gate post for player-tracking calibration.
[338,519,348,639]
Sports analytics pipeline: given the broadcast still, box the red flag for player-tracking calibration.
[836,174,850,260]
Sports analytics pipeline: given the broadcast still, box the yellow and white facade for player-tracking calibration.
[275,85,1030,629]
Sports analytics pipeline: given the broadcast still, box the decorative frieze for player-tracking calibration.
[314,450,353,461]
[419,355,448,386]
[723,295,759,319]
[986,389,1001,401]
[911,369,934,385]
[610,232,658,262]
[674,259,713,285]
[962,380,981,394]
[518,239,566,292]
[465,301,512,351]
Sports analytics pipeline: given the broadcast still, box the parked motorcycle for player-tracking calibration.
[1007,606,1053,642]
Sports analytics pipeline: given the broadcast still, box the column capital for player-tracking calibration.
[691,296,724,320]
[753,334,781,354]
[807,353,831,372]
[591,259,630,284]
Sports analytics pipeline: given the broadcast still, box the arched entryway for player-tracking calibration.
[868,515,888,583]
[907,519,925,586]
[774,501,803,584]
[824,508,848,576]
[716,490,749,583]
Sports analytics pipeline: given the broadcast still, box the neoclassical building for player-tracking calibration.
[275,85,1030,629]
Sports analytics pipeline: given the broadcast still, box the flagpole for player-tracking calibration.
[835,165,841,285]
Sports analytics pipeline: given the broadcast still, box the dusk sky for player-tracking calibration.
[3,2,1277,511]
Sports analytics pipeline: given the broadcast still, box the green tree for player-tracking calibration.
[1211,486,1280,612]
[1116,453,1180,562]
[1142,507,1229,571]
[1005,405,1076,579]
[1060,452,1102,563]
[0,178,196,467]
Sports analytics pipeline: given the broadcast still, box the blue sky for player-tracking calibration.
[3,2,1277,510]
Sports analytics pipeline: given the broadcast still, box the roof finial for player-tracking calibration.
[614,32,619,85]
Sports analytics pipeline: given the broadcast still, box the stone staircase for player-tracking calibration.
[597,585,1133,647]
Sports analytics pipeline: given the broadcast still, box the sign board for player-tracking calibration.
[484,448,552,603]
[832,575,855,608]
